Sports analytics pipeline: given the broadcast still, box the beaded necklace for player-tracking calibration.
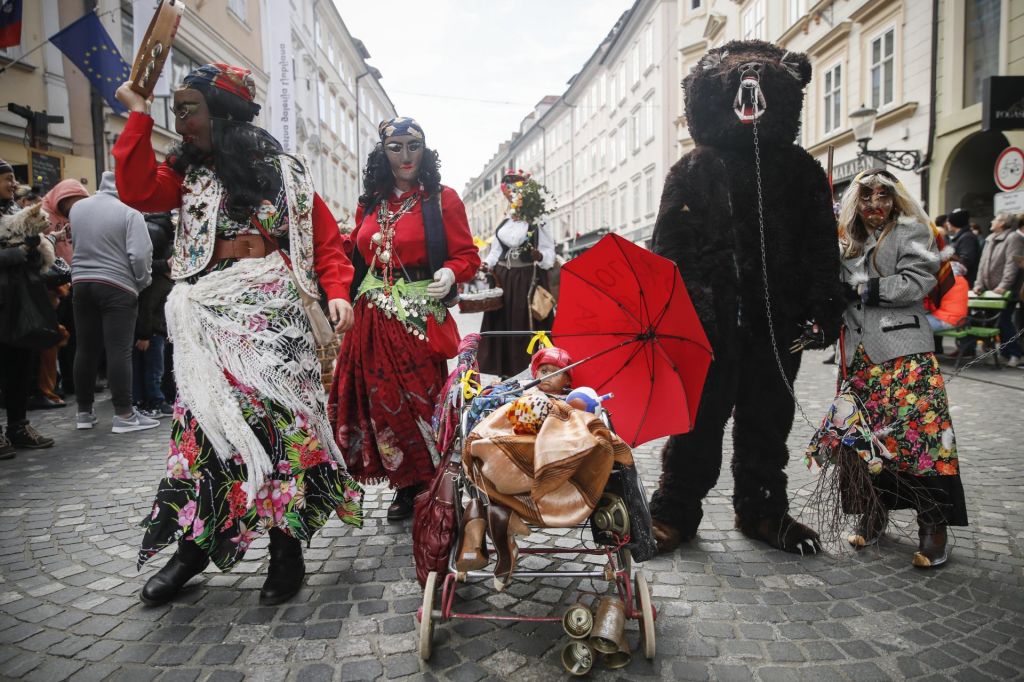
[370,192,419,294]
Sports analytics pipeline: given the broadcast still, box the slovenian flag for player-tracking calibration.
[0,0,23,49]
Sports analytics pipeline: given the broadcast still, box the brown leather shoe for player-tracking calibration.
[386,485,421,521]
[913,522,948,568]
[455,499,489,572]
[848,510,888,548]
[486,503,530,592]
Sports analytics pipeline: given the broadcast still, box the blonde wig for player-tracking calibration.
[837,169,932,259]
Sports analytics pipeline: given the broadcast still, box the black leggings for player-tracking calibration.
[73,282,137,413]
[0,342,32,428]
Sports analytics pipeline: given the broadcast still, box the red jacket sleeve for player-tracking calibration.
[312,193,353,301]
[440,186,480,282]
[111,112,185,212]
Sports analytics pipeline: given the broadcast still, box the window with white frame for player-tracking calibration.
[631,43,640,85]
[631,109,640,151]
[328,42,334,63]
[590,145,598,176]
[788,0,807,26]
[644,24,654,68]
[645,174,654,214]
[617,62,626,101]
[632,182,641,221]
[822,62,842,135]
[619,184,627,224]
[644,94,655,142]
[314,17,322,46]
[618,122,627,163]
[869,28,895,109]
[610,192,617,227]
[328,96,336,131]
[599,72,607,106]
[742,0,766,40]
[317,78,325,121]
[599,136,607,168]
[228,0,247,22]
[963,0,1000,107]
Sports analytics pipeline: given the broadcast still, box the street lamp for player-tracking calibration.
[849,104,921,171]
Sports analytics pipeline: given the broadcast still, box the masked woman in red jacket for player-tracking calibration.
[329,118,480,521]
[113,65,363,608]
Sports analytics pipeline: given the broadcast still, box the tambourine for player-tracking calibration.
[129,0,186,98]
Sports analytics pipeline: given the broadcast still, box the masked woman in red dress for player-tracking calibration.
[113,65,363,608]
[329,117,480,520]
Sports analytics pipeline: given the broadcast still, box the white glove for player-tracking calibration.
[426,267,455,299]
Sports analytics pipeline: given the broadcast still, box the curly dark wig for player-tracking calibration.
[166,84,291,222]
[358,143,442,209]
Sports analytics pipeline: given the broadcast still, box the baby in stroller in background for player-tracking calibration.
[455,345,651,591]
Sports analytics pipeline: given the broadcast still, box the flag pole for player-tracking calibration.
[0,8,115,75]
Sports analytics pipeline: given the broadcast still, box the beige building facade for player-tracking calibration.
[463,0,680,253]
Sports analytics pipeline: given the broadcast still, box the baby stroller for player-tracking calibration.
[414,332,658,674]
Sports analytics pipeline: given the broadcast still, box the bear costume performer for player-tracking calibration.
[648,40,843,554]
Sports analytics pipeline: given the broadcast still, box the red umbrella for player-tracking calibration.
[551,233,712,447]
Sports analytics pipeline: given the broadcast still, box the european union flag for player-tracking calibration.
[49,12,130,115]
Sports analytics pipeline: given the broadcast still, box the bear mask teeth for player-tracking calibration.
[733,76,766,124]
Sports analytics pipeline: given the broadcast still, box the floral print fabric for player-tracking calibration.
[139,373,363,571]
[806,346,958,477]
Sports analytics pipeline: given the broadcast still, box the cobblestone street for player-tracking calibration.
[1,309,1023,681]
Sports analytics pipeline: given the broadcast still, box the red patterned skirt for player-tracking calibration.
[329,298,446,489]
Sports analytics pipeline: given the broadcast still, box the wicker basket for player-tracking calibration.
[458,288,504,314]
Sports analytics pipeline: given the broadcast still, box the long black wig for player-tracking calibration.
[166,84,291,223]
[358,143,442,210]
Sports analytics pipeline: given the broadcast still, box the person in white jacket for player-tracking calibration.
[69,171,158,434]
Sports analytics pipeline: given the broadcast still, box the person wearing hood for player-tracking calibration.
[132,212,175,417]
[70,171,158,434]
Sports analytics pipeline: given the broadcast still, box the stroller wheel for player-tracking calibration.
[418,571,438,660]
[635,572,656,659]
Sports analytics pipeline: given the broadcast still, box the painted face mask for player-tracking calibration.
[857,184,894,230]
[383,136,424,188]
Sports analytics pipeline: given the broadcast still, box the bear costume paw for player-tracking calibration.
[736,513,821,555]
[652,503,703,553]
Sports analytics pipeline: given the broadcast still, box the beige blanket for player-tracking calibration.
[464,400,632,527]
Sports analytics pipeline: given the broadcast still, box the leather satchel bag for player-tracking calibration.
[250,217,336,347]
[412,453,461,587]
[530,263,555,321]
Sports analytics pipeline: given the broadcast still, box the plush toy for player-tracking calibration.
[565,387,613,414]
[648,40,843,555]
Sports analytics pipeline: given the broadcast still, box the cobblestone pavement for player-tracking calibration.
[1,310,1023,681]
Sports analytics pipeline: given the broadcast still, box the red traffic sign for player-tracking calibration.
[994,146,1024,192]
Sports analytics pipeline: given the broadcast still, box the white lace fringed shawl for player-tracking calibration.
[166,252,345,503]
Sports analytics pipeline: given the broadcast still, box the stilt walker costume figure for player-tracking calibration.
[112,64,364,607]
[329,117,480,521]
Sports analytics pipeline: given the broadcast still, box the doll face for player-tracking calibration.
[857,183,894,230]
[172,88,212,153]
[384,134,424,188]
[536,363,570,394]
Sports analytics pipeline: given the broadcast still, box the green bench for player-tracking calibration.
[934,293,1011,370]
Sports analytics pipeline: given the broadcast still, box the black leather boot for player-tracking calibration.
[386,485,421,521]
[259,528,305,605]
[140,539,209,606]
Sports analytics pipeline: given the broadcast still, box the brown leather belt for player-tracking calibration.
[211,234,274,262]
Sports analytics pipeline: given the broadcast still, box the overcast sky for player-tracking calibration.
[334,0,634,193]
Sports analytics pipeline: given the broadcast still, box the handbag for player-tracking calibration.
[412,453,461,587]
[250,216,336,347]
[529,263,555,321]
[0,263,61,350]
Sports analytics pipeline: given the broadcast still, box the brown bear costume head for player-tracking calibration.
[683,40,811,149]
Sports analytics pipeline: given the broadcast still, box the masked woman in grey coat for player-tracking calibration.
[806,168,966,568]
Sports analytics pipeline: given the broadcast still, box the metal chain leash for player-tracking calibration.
[752,120,821,431]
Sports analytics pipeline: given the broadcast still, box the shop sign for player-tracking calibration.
[983,76,1024,132]
[994,190,1024,215]
[831,155,881,184]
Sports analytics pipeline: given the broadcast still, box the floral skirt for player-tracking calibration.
[806,346,967,526]
[138,256,363,571]
[329,298,446,489]
[138,379,364,571]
